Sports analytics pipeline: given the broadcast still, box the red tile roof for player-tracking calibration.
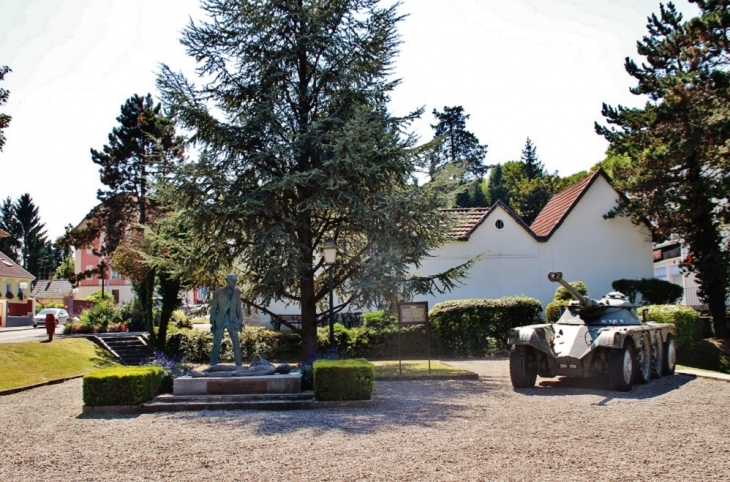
[442,207,490,240]
[530,170,601,237]
[0,251,35,280]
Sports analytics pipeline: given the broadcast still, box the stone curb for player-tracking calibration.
[376,373,479,381]
[676,368,730,382]
[0,375,84,397]
[83,398,374,413]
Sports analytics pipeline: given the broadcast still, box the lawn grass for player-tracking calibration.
[0,338,121,392]
[371,360,474,378]
[190,317,208,324]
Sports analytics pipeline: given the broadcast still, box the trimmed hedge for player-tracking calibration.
[165,327,303,363]
[83,366,164,406]
[643,305,702,351]
[429,296,543,356]
[313,358,374,401]
[612,278,683,305]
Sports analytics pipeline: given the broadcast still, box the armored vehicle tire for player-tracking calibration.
[636,335,652,384]
[663,334,676,375]
[608,342,634,392]
[510,345,538,389]
[652,334,664,379]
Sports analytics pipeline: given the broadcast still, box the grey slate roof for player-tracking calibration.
[31,279,73,299]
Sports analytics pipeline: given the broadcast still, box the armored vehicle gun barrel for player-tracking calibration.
[547,271,598,308]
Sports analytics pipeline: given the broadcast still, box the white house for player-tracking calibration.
[652,240,702,308]
[415,169,654,307]
[262,169,654,327]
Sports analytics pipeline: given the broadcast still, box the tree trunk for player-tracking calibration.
[157,270,180,351]
[141,267,156,346]
[300,273,318,362]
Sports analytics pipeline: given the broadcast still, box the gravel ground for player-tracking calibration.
[1,360,729,482]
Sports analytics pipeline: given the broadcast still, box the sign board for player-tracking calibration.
[398,302,428,325]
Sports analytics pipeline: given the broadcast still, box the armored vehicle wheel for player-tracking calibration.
[662,334,676,375]
[636,335,652,384]
[608,342,634,391]
[510,345,537,389]
[652,334,664,378]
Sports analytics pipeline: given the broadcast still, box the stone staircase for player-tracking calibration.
[90,334,155,366]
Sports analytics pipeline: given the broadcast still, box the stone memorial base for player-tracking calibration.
[173,372,301,396]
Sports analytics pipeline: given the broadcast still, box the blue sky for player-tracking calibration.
[0,0,700,240]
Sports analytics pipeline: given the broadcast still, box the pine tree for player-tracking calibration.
[428,106,489,181]
[157,0,474,360]
[596,1,730,337]
[0,196,20,261]
[0,66,11,152]
[14,193,52,278]
[520,137,545,180]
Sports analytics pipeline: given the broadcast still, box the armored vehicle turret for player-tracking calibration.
[507,271,677,391]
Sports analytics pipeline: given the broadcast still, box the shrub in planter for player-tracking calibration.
[643,305,702,351]
[313,358,374,401]
[83,366,164,406]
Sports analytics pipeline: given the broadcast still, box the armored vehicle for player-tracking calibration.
[507,272,677,391]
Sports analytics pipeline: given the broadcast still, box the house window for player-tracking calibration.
[111,271,122,280]
[494,219,505,230]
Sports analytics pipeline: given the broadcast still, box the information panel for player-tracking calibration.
[398,302,428,325]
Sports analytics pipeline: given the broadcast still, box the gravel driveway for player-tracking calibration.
[1,360,729,481]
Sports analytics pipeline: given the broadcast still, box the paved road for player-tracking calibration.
[0,325,65,344]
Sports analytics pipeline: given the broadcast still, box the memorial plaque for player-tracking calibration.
[208,379,268,394]
[398,302,428,325]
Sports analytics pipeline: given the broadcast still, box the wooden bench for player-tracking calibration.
[272,314,302,331]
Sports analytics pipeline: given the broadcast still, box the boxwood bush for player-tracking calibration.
[313,358,374,401]
[643,305,702,351]
[83,366,164,406]
[612,278,683,305]
[429,296,543,356]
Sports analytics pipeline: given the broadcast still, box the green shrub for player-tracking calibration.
[545,301,569,323]
[643,305,702,351]
[553,281,588,302]
[612,278,683,305]
[165,327,303,363]
[83,366,164,406]
[80,300,123,327]
[85,290,114,303]
[171,309,193,329]
[429,296,543,356]
[361,311,397,332]
[313,358,374,401]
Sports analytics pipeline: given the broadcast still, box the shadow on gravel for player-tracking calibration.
[517,373,695,404]
[171,378,505,435]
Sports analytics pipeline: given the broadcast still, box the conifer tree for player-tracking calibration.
[157,0,474,359]
[428,106,489,181]
[520,137,545,180]
[0,66,11,152]
[596,1,730,337]
[0,197,20,261]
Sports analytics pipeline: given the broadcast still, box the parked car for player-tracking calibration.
[33,308,70,328]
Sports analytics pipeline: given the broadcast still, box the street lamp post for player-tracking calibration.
[323,238,338,346]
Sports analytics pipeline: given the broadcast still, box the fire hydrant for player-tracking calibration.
[45,313,57,342]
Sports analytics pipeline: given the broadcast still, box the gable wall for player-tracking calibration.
[537,176,652,302]
[415,204,543,305]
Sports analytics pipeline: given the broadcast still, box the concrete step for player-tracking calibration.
[139,391,373,412]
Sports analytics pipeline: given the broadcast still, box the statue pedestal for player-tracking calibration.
[173,372,301,395]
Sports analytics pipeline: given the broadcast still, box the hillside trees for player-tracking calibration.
[157,0,474,360]
[0,66,11,152]
[428,106,489,208]
[596,1,730,337]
